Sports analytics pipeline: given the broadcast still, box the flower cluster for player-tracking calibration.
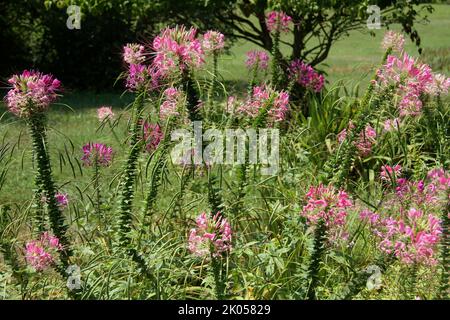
[381,31,405,54]
[361,208,441,266]
[143,122,163,153]
[236,85,289,124]
[383,118,400,132]
[25,232,62,271]
[380,165,402,182]
[202,31,225,52]
[81,143,113,167]
[425,73,450,96]
[159,87,185,121]
[265,11,292,33]
[55,192,69,209]
[361,168,449,266]
[153,25,205,78]
[97,106,114,121]
[288,60,325,92]
[5,70,61,118]
[337,122,377,157]
[188,212,232,257]
[123,43,145,65]
[301,184,353,227]
[245,50,270,71]
[376,53,435,116]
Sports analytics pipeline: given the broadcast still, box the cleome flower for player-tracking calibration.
[188,212,232,258]
[152,25,205,79]
[81,143,113,167]
[265,11,292,33]
[97,106,114,121]
[288,59,325,92]
[236,85,289,124]
[5,70,61,118]
[25,232,62,271]
[245,50,270,71]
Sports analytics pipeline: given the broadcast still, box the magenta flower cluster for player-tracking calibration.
[153,26,205,78]
[25,232,62,271]
[81,143,113,167]
[237,85,290,124]
[5,70,61,118]
[380,165,402,182]
[337,122,377,157]
[143,121,163,153]
[188,212,232,257]
[301,184,353,228]
[245,50,270,71]
[265,11,292,33]
[159,87,184,121]
[376,53,449,117]
[361,168,449,266]
[202,31,225,52]
[288,60,325,92]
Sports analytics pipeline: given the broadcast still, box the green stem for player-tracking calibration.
[28,113,70,267]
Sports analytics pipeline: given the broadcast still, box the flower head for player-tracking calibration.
[153,25,205,78]
[81,143,113,167]
[5,70,61,118]
[97,106,114,121]
[25,232,62,271]
[143,122,163,153]
[202,31,225,52]
[288,60,324,92]
[159,87,184,121]
[123,43,145,65]
[188,212,232,257]
[55,192,69,209]
[266,11,292,33]
[237,85,289,124]
[245,50,270,71]
[337,122,377,157]
[382,31,405,54]
[380,165,402,182]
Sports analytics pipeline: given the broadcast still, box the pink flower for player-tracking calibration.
[425,73,450,96]
[25,232,62,271]
[202,31,225,52]
[152,25,205,78]
[266,11,292,33]
[301,184,353,234]
[125,63,148,91]
[380,165,402,182]
[159,87,183,121]
[245,50,270,70]
[188,212,232,257]
[362,209,442,266]
[376,53,434,117]
[55,192,69,209]
[97,106,114,121]
[337,122,377,157]
[237,85,289,124]
[123,43,145,65]
[381,31,405,53]
[288,60,325,92]
[143,122,163,153]
[5,70,61,118]
[81,143,113,167]
[383,118,400,132]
